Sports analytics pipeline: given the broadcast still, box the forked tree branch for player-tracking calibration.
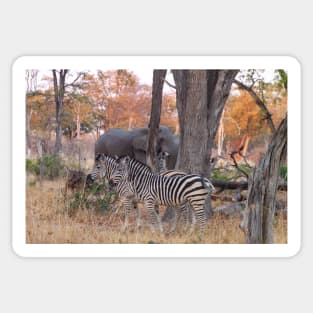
[162,78,176,89]
[233,79,276,133]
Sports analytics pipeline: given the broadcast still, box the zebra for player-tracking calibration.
[86,154,142,231]
[157,151,195,232]
[87,153,168,231]
[87,153,185,232]
[157,151,187,177]
[110,155,215,233]
[157,151,169,173]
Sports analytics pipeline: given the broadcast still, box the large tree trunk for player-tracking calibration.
[241,116,287,243]
[174,70,209,174]
[172,70,239,217]
[52,69,68,156]
[146,70,167,172]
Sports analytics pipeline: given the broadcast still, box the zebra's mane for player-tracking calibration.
[117,155,154,173]
[95,153,117,162]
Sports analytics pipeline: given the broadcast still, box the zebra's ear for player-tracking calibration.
[114,155,119,160]
[121,155,130,166]
[163,151,169,157]
[95,153,102,161]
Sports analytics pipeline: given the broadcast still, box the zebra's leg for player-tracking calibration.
[133,200,141,231]
[178,202,189,230]
[121,197,134,233]
[166,207,178,235]
[189,208,197,233]
[145,200,163,233]
[192,204,207,234]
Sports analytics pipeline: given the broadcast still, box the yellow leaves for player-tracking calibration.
[218,87,287,155]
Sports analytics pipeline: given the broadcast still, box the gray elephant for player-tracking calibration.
[94,125,179,169]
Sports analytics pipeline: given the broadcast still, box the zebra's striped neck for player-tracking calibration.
[102,156,118,179]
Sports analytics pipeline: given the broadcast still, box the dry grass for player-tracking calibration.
[26,178,287,244]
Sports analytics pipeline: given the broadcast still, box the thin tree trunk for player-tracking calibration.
[242,116,287,243]
[217,109,225,156]
[146,69,167,172]
[26,109,32,158]
[52,69,68,156]
[37,138,43,189]
[206,71,239,177]
[76,113,81,139]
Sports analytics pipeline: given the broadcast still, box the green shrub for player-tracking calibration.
[280,166,287,180]
[41,155,63,178]
[26,155,64,179]
[211,165,252,181]
[65,181,118,216]
[26,159,40,175]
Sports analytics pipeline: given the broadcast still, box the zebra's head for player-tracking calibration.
[86,154,117,183]
[158,151,169,161]
[109,155,131,187]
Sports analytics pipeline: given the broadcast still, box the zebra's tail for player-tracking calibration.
[202,177,215,193]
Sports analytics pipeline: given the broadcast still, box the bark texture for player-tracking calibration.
[146,70,167,172]
[242,116,287,243]
[172,70,239,217]
[52,69,68,156]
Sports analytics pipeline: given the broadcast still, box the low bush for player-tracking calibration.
[26,155,64,179]
[65,181,118,216]
[211,165,252,181]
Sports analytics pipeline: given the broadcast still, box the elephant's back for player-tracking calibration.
[95,128,134,156]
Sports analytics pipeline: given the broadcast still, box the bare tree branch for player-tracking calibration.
[64,72,85,88]
[162,78,176,89]
[233,78,276,133]
[230,151,250,179]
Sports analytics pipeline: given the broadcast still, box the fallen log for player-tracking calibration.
[211,179,287,191]
[213,199,287,218]
[213,201,245,217]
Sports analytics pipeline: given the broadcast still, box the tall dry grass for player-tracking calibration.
[26,178,287,244]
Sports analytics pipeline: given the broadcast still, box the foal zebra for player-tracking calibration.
[87,154,142,230]
[110,156,215,233]
[87,153,166,231]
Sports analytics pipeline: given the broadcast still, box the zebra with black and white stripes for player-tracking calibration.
[110,155,215,233]
[87,153,189,232]
[86,154,142,231]
[157,151,195,232]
